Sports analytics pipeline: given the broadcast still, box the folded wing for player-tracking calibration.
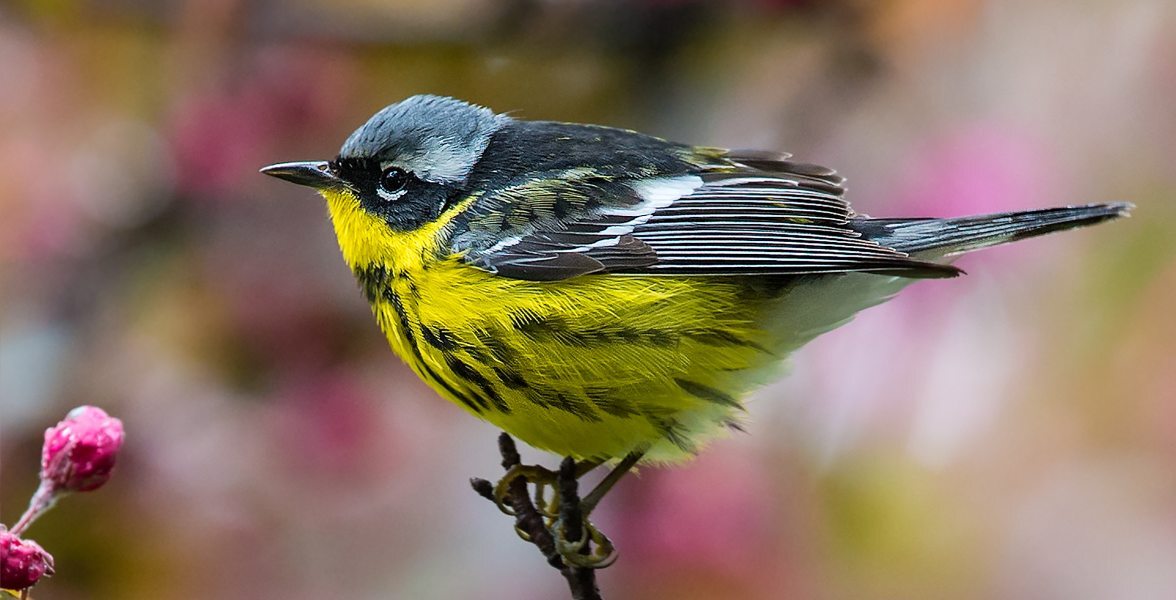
[450,151,959,281]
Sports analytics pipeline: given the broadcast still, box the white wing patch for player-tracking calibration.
[628,175,705,204]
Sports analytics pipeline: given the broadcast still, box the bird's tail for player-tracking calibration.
[852,202,1133,257]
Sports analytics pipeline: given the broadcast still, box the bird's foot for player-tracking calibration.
[553,514,618,569]
[472,434,630,571]
[491,464,559,516]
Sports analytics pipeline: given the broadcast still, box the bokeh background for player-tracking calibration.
[2,0,1174,598]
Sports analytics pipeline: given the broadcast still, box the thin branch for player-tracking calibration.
[471,433,603,600]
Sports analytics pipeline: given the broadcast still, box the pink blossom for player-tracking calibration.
[9,406,125,536]
[0,530,54,591]
[41,405,125,493]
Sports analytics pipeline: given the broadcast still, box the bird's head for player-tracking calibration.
[261,94,507,267]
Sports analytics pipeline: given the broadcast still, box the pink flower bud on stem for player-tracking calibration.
[0,529,54,592]
[10,406,125,536]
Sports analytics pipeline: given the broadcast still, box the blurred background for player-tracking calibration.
[1,0,1174,598]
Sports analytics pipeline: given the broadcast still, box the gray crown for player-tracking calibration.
[339,95,508,184]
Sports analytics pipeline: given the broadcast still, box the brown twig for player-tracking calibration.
[470,433,603,600]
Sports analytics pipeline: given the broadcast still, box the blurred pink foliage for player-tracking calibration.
[603,449,803,599]
[618,452,775,578]
[168,48,355,200]
[267,372,407,480]
[893,125,1057,217]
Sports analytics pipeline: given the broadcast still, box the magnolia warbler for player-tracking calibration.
[262,95,1130,466]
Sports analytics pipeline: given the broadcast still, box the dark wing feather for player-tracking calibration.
[450,154,960,281]
[449,169,662,280]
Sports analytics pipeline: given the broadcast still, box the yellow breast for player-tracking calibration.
[321,188,794,462]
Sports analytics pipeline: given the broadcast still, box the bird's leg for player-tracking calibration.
[581,451,643,516]
[532,458,604,518]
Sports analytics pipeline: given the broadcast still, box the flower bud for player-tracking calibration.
[0,530,54,591]
[41,406,125,493]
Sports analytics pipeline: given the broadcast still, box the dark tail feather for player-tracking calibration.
[852,202,1133,257]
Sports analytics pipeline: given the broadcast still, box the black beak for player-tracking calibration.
[259,161,342,190]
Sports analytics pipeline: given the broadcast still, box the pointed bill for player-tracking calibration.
[260,161,342,190]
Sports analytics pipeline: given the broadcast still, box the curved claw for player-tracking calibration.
[493,465,558,515]
[554,518,618,569]
[513,523,533,543]
[553,517,588,556]
[534,481,560,520]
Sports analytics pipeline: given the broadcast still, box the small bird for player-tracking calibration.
[262,94,1130,469]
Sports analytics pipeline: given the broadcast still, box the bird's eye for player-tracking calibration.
[379,167,411,197]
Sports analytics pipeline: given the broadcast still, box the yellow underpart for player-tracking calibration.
[322,188,798,463]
